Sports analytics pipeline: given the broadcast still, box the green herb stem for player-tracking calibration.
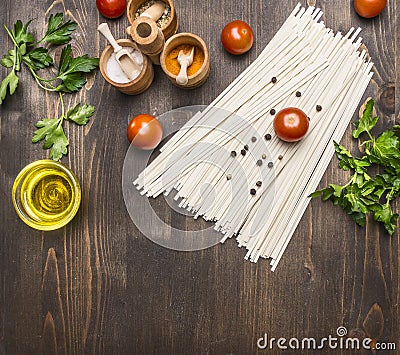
[3,25,18,47]
[59,92,65,118]
[27,66,57,91]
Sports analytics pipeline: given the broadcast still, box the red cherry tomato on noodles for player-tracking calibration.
[127,114,163,150]
[96,0,126,19]
[354,0,386,18]
[273,107,309,142]
[221,20,254,55]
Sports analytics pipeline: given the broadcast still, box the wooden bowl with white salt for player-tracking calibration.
[99,39,154,95]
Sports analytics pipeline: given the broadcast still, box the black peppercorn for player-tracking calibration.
[296,91,301,97]
[278,155,283,160]
[241,149,246,156]
[250,188,256,195]
[251,137,257,142]
[268,162,274,168]
[256,181,262,187]
[257,159,262,166]
[231,151,237,157]
[316,105,322,112]
[271,77,277,83]
[244,145,249,151]
[265,134,272,141]
[270,108,276,115]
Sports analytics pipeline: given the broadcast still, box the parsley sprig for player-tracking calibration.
[32,98,95,160]
[310,99,400,235]
[0,14,99,160]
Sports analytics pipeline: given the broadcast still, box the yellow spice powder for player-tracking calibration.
[165,44,204,76]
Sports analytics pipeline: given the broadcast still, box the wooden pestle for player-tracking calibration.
[140,1,166,20]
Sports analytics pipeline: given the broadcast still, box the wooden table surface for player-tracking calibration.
[0,0,399,354]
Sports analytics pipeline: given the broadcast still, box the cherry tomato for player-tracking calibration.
[273,107,309,142]
[127,114,163,150]
[96,0,126,19]
[354,0,386,18]
[221,20,254,55]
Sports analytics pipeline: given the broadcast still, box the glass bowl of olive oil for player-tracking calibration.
[12,160,81,231]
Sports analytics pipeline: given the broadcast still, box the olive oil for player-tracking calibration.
[13,160,81,230]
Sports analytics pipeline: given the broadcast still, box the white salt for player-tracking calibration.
[106,47,144,84]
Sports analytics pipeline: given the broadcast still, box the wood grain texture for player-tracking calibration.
[0,0,398,354]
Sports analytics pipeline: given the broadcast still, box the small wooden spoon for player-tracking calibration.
[176,46,194,86]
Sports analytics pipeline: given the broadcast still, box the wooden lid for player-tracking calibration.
[130,16,160,46]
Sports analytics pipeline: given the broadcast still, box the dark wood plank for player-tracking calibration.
[0,0,398,354]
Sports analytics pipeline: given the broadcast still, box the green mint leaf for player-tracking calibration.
[32,118,69,161]
[13,19,34,45]
[374,204,398,235]
[353,99,378,139]
[26,47,53,70]
[66,103,95,125]
[43,13,77,45]
[0,70,19,104]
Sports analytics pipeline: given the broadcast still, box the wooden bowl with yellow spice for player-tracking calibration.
[160,32,210,89]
